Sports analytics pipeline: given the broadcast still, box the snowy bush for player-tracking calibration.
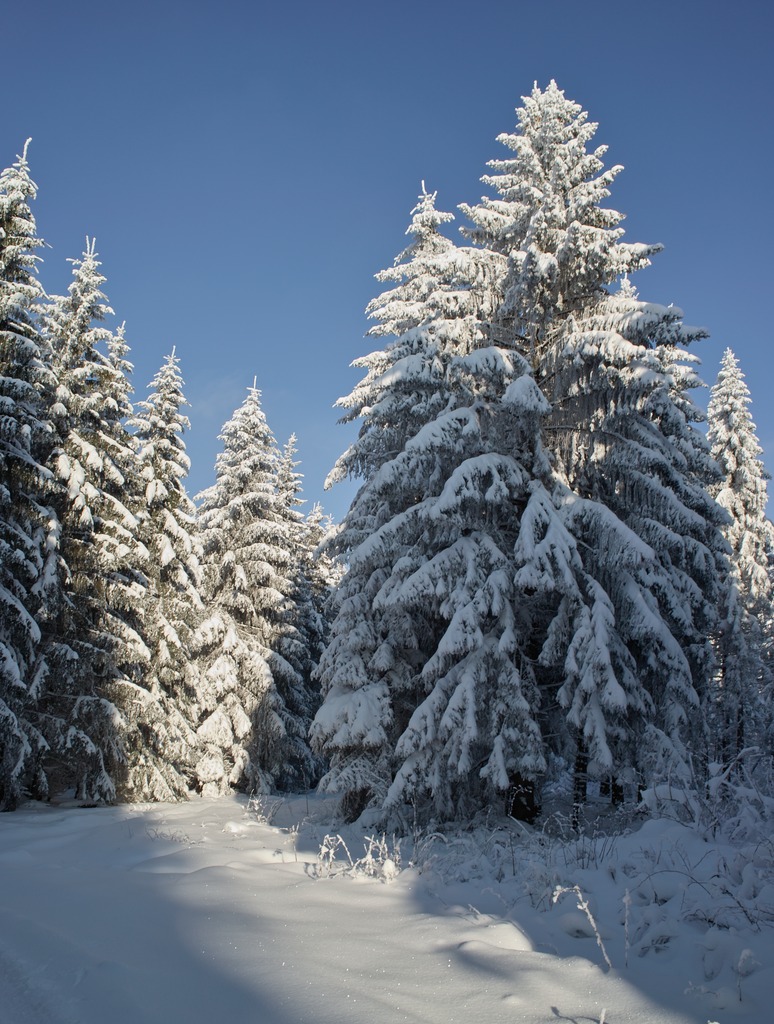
[314,832,402,882]
[639,748,774,844]
[246,792,285,825]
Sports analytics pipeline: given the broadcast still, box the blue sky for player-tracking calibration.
[8,0,773,521]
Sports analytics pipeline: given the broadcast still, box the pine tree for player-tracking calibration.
[707,349,774,758]
[274,434,325,776]
[460,83,726,791]
[128,349,203,799]
[313,187,477,818]
[313,187,644,822]
[0,142,61,808]
[98,321,152,726]
[43,242,148,801]
[303,501,341,662]
[193,384,316,795]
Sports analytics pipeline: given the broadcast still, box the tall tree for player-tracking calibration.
[313,187,475,818]
[303,501,341,667]
[128,349,203,799]
[707,348,774,758]
[0,142,61,808]
[43,242,148,802]
[193,384,316,795]
[460,82,725,790]
[274,434,325,775]
[313,187,643,822]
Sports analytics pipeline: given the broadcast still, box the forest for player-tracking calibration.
[1,81,772,828]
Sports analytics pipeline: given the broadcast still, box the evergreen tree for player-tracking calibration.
[193,384,316,795]
[313,187,643,822]
[707,349,774,758]
[275,434,325,772]
[304,501,341,662]
[43,242,148,801]
[460,83,725,790]
[0,142,61,808]
[128,349,203,799]
[313,187,474,818]
[97,320,152,735]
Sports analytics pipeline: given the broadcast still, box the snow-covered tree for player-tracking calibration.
[303,501,341,659]
[127,349,203,799]
[275,433,303,510]
[554,282,724,779]
[0,142,61,808]
[313,187,647,822]
[43,242,148,802]
[707,349,774,758]
[98,319,152,706]
[460,83,726,789]
[274,435,325,755]
[312,187,479,818]
[193,385,317,795]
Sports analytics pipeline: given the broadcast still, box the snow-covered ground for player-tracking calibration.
[0,793,771,1023]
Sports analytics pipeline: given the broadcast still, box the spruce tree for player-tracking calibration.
[274,434,325,778]
[98,321,151,722]
[303,501,340,664]
[313,187,476,818]
[43,242,148,801]
[707,349,774,758]
[460,83,726,791]
[128,349,203,799]
[0,142,61,808]
[313,187,641,822]
[193,384,316,795]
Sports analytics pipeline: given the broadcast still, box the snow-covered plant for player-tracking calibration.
[0,142,62,808]
[733,948,760,1003]
[317,100,722,825]
[273,434,325,772]
[302,501,341,657]
[357,833,402,881]
[316,832,356,876]
[314,186,593,823]
[125,349,204,800]
[246,792,285,825]
[460,81,725,795]
[193,383,318,796]
[553,884,613,970]
[640,747,774,846]
[409,825,537,887]
[42,242,149,802]
[315,831,401,881]
[707,348,774,761]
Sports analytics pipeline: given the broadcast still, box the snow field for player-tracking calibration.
[2,794,771,1023]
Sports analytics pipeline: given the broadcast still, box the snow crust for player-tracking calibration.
[1,794,770,1023]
